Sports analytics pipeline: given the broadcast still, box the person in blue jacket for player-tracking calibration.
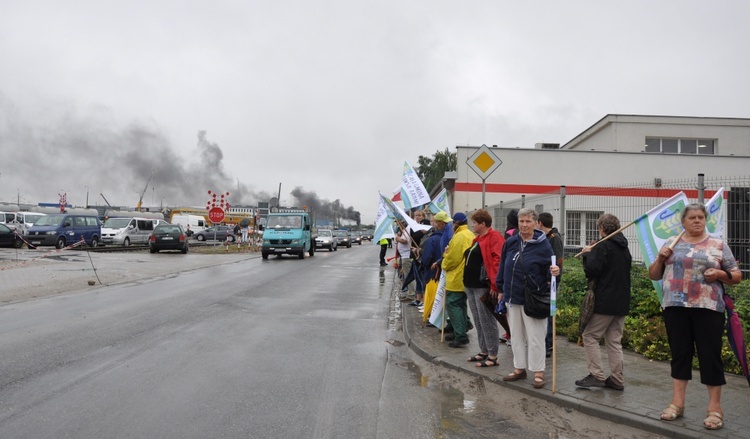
[495,208,559,389]
[421,213,447,287]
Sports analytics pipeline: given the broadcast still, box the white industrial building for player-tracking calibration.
[442,114,750,270]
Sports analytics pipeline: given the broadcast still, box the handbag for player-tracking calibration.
[479,265,489,285]
[518,243,551,319]
[578,279,596,336]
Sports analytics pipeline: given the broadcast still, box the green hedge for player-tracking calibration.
[556,258,750,375]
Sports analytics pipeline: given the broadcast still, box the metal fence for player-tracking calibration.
[486,174,750,276]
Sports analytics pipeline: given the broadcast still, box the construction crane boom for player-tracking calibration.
[100,193,112,207]
[136,169,155,212]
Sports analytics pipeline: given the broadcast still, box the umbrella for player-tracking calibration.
[724,294,750,387]
[577,279,597,346]
[480,290,508,325]
[422,276,439,324]
[240,218,251,227]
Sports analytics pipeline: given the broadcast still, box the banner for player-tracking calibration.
[373,194,395,243]
[705,187,725,239]
[401,161,431,208]
[380,193,431,233]
[550,255,557,316]
[428,271,447,329]
[393,185,412,211]
[633,192,689,300]
[427,188,451,216]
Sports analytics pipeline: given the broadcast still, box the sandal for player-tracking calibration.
[533,373,545,389]
[703,411,723,430]
[476,357,499,368]
[660,404,684,421]
[502,369,527,381]
[467,353,488,362]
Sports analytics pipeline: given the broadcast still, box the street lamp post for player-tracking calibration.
[85,186,89,207]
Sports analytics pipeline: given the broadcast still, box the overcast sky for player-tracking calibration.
[1,1,748,223]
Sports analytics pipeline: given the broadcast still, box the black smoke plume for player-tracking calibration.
[291,187,361,226]
[0,96,268,208]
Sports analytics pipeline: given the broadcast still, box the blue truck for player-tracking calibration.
[260,207,316,260]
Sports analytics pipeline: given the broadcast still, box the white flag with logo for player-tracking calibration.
[428,271,447,329]
[705,187,725,239]
[401,161,431,208]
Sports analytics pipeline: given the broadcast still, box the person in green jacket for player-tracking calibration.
[441,212,476,347]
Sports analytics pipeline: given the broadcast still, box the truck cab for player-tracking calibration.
[260,207,315,260]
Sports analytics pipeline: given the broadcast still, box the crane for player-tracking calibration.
[100,193,112,207]
[136,169,155,212]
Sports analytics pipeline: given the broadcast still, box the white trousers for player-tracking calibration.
[507,303,548,372]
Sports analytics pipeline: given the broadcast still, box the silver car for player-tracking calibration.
[315,229,337,251]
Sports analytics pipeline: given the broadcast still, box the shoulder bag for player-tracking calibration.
[518,243,551,319]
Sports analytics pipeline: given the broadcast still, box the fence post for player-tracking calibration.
[499,201,504,231]
[560,185,566,243]
[697,173,706,204]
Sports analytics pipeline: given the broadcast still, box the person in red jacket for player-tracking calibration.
[464,209,506,367]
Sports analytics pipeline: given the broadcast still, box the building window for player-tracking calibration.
[645,137,715,155]
[566,210,603,247]
[585,214,600,244]
[566,212,581,246]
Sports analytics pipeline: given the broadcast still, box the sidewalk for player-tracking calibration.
[396,282,749,438]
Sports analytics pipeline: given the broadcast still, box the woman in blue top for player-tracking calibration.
[495,208,559,389]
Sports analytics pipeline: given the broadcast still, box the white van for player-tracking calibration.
[101,217,157,246]
[171,214,207,236]
[0,211,46,235]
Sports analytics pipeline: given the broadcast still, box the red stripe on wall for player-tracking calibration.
[454,182,722,199]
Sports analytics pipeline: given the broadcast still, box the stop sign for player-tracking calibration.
[208,207,225,223]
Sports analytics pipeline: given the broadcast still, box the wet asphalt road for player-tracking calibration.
[0,245,463,438]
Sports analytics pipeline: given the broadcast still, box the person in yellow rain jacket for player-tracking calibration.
[441,212,476,348]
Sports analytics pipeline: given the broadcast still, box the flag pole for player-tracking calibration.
[441,298,446,343]
[441,275,446,343]
[669,229,685,250]
[552,315,557,393]
[574,221,636,258]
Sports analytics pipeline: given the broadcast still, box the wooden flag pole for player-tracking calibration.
[552,315,557,394]
[669,229,686,250]
[574,221,636,258]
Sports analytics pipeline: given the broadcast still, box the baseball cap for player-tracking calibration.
[434,211,452,223]
[453,212,467,223]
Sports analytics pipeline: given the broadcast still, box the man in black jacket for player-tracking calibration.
[575,214,632,391]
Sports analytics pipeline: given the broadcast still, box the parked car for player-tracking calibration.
[192,225,237,242]
[333,229,351,248]
[0,223,23,248]
[315,229,337,251]
[350,231,362,245]
[149,224,189,254]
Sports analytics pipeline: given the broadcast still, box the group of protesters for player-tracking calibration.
[384,202,738,431]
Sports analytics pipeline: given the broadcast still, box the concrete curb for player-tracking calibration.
[398,281,710,439]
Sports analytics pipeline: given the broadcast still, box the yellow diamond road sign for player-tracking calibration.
[467,144,502,180]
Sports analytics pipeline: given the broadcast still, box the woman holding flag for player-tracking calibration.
[575,214,632,391]
[648,203,741,431]
[496,208,559,388]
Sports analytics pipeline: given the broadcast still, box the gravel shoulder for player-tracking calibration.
[0,247,256,304]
